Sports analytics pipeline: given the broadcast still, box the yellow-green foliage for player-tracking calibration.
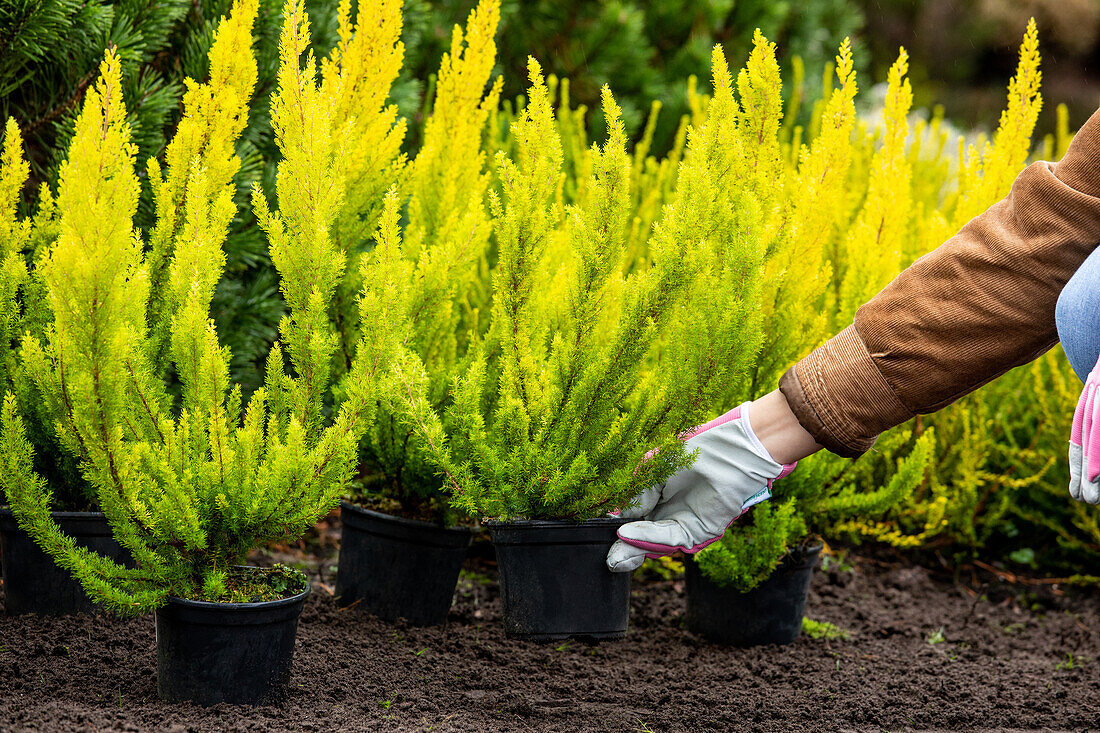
[0,120,30,398]
[696,19,1083,586]
[751,37,857,390]
[653,44,769,414]
[623,100,688,269]
[326,0,407,377]
[380,43,772,520]
[23,47,160,471]
[1,0,384,614]
[802,618,850,640]
[813,430,943,549]
[697,500,807,591]
[0,117,84,507]
[353,0,502,514]
[406,0,500,262]
[486,75,690,275]
[815,20,1051,557]
[654,36,859,395]
[952,18,1042,231]
[145,11,261,371]
[835,49,912,323]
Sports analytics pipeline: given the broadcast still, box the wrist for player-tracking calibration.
[747,389,823,465]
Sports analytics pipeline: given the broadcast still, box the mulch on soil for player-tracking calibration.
[1,548,1097,733]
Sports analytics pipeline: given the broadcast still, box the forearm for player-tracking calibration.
[747,389,823,465]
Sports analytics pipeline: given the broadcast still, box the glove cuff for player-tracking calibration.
[740,401,774,463]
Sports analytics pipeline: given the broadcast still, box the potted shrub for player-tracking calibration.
[0,0,297,623]
[683,507,822,647]
[677,39,956,646]
[383,44,766,641]
[333,0,502,627]
[687,427,935,645]
[0,122,130,615]
[1,0,391,704]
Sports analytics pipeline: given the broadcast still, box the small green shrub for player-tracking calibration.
[382,39,772,520]
[802,618,850,640]
[346,0,500,523]
[1,0,390,614]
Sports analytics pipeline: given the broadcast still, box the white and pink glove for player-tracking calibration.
[606,402,796,573]
[1069,354,1100,505]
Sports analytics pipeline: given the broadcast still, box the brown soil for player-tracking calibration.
[1,550,1098,732]
[343,495,447,525]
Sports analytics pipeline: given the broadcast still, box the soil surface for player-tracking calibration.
[1,545,1098,732]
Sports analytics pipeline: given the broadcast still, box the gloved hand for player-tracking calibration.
[606,402,796,572]
[1069,353,1100,504]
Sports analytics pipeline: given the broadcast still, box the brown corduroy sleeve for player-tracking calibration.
[780,107,1100,458]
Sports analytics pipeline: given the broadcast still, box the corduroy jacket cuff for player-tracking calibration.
[778,325,913,458]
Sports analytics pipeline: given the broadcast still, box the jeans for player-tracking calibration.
[1056,245,1100,382]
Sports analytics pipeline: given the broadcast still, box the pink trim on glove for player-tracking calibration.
[619,505,754,557]
[682,405,742,440]
[1072,384,1087,446]
[772,462,797,483]
[1090,381,1100,482]
[641,406,744,462]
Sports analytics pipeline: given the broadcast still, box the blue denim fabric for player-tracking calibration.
[1056,245,1100,383]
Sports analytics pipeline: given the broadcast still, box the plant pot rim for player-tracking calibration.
[782,539,825,567]
[485,516,629,529]
[690,539,825,590]
[165,568,311,611]
[339,499,470,533]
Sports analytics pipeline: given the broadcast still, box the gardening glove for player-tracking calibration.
[1069,352,1100,504]
[606,402,796,573]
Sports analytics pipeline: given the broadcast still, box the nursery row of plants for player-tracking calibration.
[3,0,865,191]
[0,0,1096,707]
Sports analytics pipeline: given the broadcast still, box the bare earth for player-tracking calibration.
[1,544,1097,732]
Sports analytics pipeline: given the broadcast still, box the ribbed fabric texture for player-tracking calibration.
[781,106,1100,457]
[779,326,909,457]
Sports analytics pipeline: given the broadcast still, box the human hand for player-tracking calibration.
[606,402,796,572]
[1069,353,1100,504]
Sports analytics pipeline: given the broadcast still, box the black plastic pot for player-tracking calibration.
[489,517,631,642]
[0,508,128,615]
[335,501,472,626]
[155,579,310,706]
[684,542,823,646]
